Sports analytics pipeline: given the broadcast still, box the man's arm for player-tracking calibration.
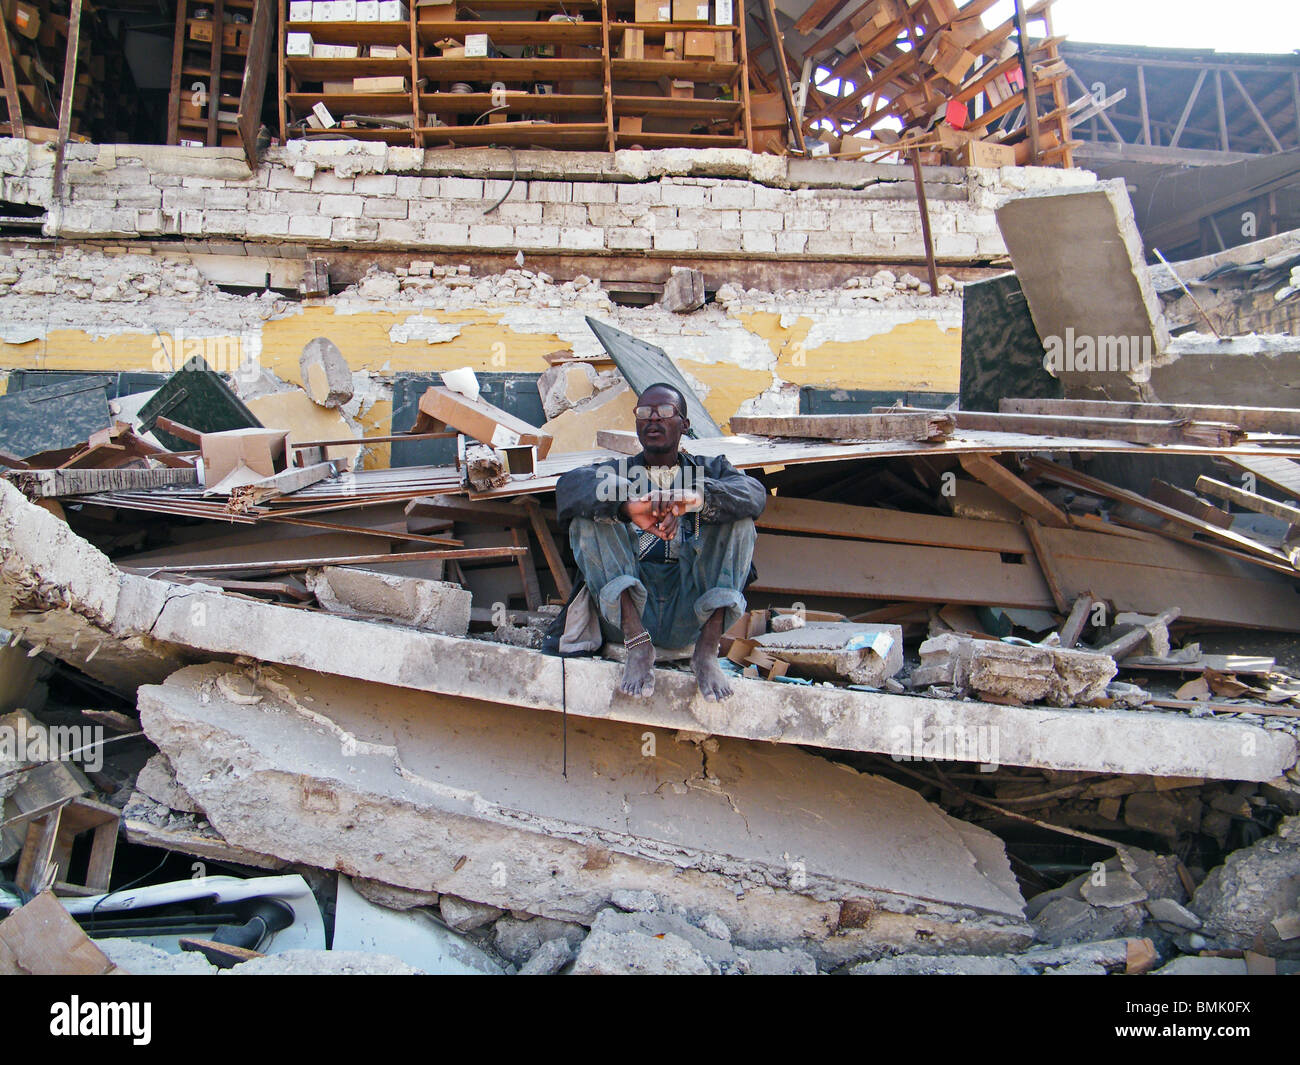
[696,456,767,524]
[555,460,635,525]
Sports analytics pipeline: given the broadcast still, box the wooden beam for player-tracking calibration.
[1012,0,1041,163]
[1169,67,1207,149]
[910,149,940,296]
[1214,69,1229,151]
[1058,595,1095,649]
[1225,456,1300,500]
[0,6,26,140]
[730,411,954,441]
[521,497,572,600]
[760,0,805,154]
[999,397,1300,435]
[128,546,528,577]
[792,0,844,36]
[1069,69,1123,144]
[51,0,84,204]
[1023,517,1071,612]
[238,0,275,168]
[1136,63,1151,145]
[1227,69,1284,153]
[929,408,1245,447]
[957,454,1070,529]
[1148,479,1233,530]
[1197,476,1300,525]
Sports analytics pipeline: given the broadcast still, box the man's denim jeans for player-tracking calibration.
[568,516,756,648]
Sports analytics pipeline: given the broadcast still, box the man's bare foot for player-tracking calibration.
[692,607,733,702]
[618,590,655,698]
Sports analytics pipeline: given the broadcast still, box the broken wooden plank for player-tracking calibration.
[227,461,336,510]
[1058,595,1095,649]
[756,494,1033,554]
[1148,479,1233,530]
[13,465,199,498]
[1119,654,1275,675]
[125,545,527,577]
[0,892,123,975]
[594,429,641,456]
[1196,476,1300,525]
[1095,608,1181,659]
[521,498,572,600]
[958,454,1070,528]
[1001,397,1300,436]
[1026,458,1300,572]
[730,411,954,442]
[1022,518,1072,613]
[406,495,530,527]
[941,409,1245,446]
[1145,698,1300,719]
[1224,455,1300,500]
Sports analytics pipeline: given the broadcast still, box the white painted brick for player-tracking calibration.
[616,183,653,205]
[514,225,561,247]
[527,181,571,203]
[605,227,652,250]
[332,216,380,241]
[572,181,617,204]
[775,231,809,254]
[786,208,829,230]
[871,209,920,233]
[660,184,706,207]
[957,211,1000,235]
[289,215,333,238]
[162,187,206,210]
[441,176,486,199]
[936,233,979,257]
[180,210,205,236]
[202,211,247,236]
[135,209,164,234]
[203,187,249,209]
[749,185,788,209]
[850,231,892,254]
[560,227,604,250]
[975,233,1007,256]
[248,191,280,212]
[116,186,164,208]
[385,146,424,172]
[468,224,515,247]
[653,230,697,251]
[491,202,544,224]
[395,176,423,198]
[708,185,753,209]
[741,231,776,253]
[276,191,319,213]
[354,174,398,196]
[363,198,410,218]
[674,207,721,230]
[541,203,589,225]
[586,204,634,227]
[483,179,527,202]
[109,166,153,186]
[310,172,356,194]
[922,211,957,235]
[378,218,422,243]
[648,206,678,227]
[246,214,291,237]
[425,222,470,244]
[319,194,365,216]
[740,209,783,232]
[696,230,743,253]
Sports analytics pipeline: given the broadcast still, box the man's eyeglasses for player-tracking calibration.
[635,404,683,421]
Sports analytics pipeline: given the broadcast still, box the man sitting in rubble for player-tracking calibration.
[556,383,766,702]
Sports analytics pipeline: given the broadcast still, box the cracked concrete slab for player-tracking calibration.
[137,661,1033,963]
[1,480,1295,781]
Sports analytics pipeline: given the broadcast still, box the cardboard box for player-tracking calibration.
[223,24,249,49]
[289,1,315,20]
[334,0,358,19]
[323,79,355,93]
[368,44,410,58]
[437,44,465,57]
[664,31,683,58]
[488,111,508,124]
[464,33,492,57]
[312,1,334,18]
[200,429,290,493]
[713,0,733,24]
[378,0,409,20]
[851,0,900,37]
[635,0,670,21]
[286,32,314,55]
[618,114,643,134]
[669,79,694,99]
[180,99,205,121]
[417,0,455,20]
[683,31,714,59]
[673,0,710,21]
[411,387,553,458]
[11,1,39,39]
[621,28,645,60]
[835,133,873,156]
[749,91,786,128]
[955,138,1015,168]
[353,75,409,92]
[190,19,214,42]
[644,43,664,60]
[357,0,381,19]
[1013,129,1060,166]
[715,32,733,62]
[312,101,337,128]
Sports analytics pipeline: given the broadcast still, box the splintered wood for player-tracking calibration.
[730,411,955,442]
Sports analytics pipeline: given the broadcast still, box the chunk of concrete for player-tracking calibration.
[659,266,705,313]
[753,624,904,686]
[913,633,1115,706]
[135,753,202,815]
[537,362,599,420]
[1124,791,1202,843]
[136,662,1033,967]
[1152,955,1248,976]
[995,178,1171,402]
[305,566,471,636]
[439,895,504,932]
[352,879,440,911]
[97,938,219,976]
[494,916,586,965]
[1191,814,1300,958]
[299,337,353,408]
[228,950,424,975]
[850,954,1022,975]
[518,938,573,975]
[1079,868,1148,908]
[542,384,637,455]
[1145,898,1202,931]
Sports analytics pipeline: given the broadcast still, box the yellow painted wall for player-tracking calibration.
[0,306,962,467]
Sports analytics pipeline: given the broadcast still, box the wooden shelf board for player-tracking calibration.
[286,57,415,78]
[418,122,608,146]
[416,57,603,79]
[610,22,738,31]
[290,127,413,144]
[416,21,603,45]
[420,91,605,114]
[614,94,740,117]
[611,58,739,79]
[287,92,414,115]
[616,131,743,147]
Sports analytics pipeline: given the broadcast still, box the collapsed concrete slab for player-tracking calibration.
[2,480,1295,781]
[137,662,1034,964]
[753,623,904,686]
[913,633,1117,707]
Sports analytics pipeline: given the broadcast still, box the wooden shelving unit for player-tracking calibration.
[276,0,750,151]
[168,0,260,147]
